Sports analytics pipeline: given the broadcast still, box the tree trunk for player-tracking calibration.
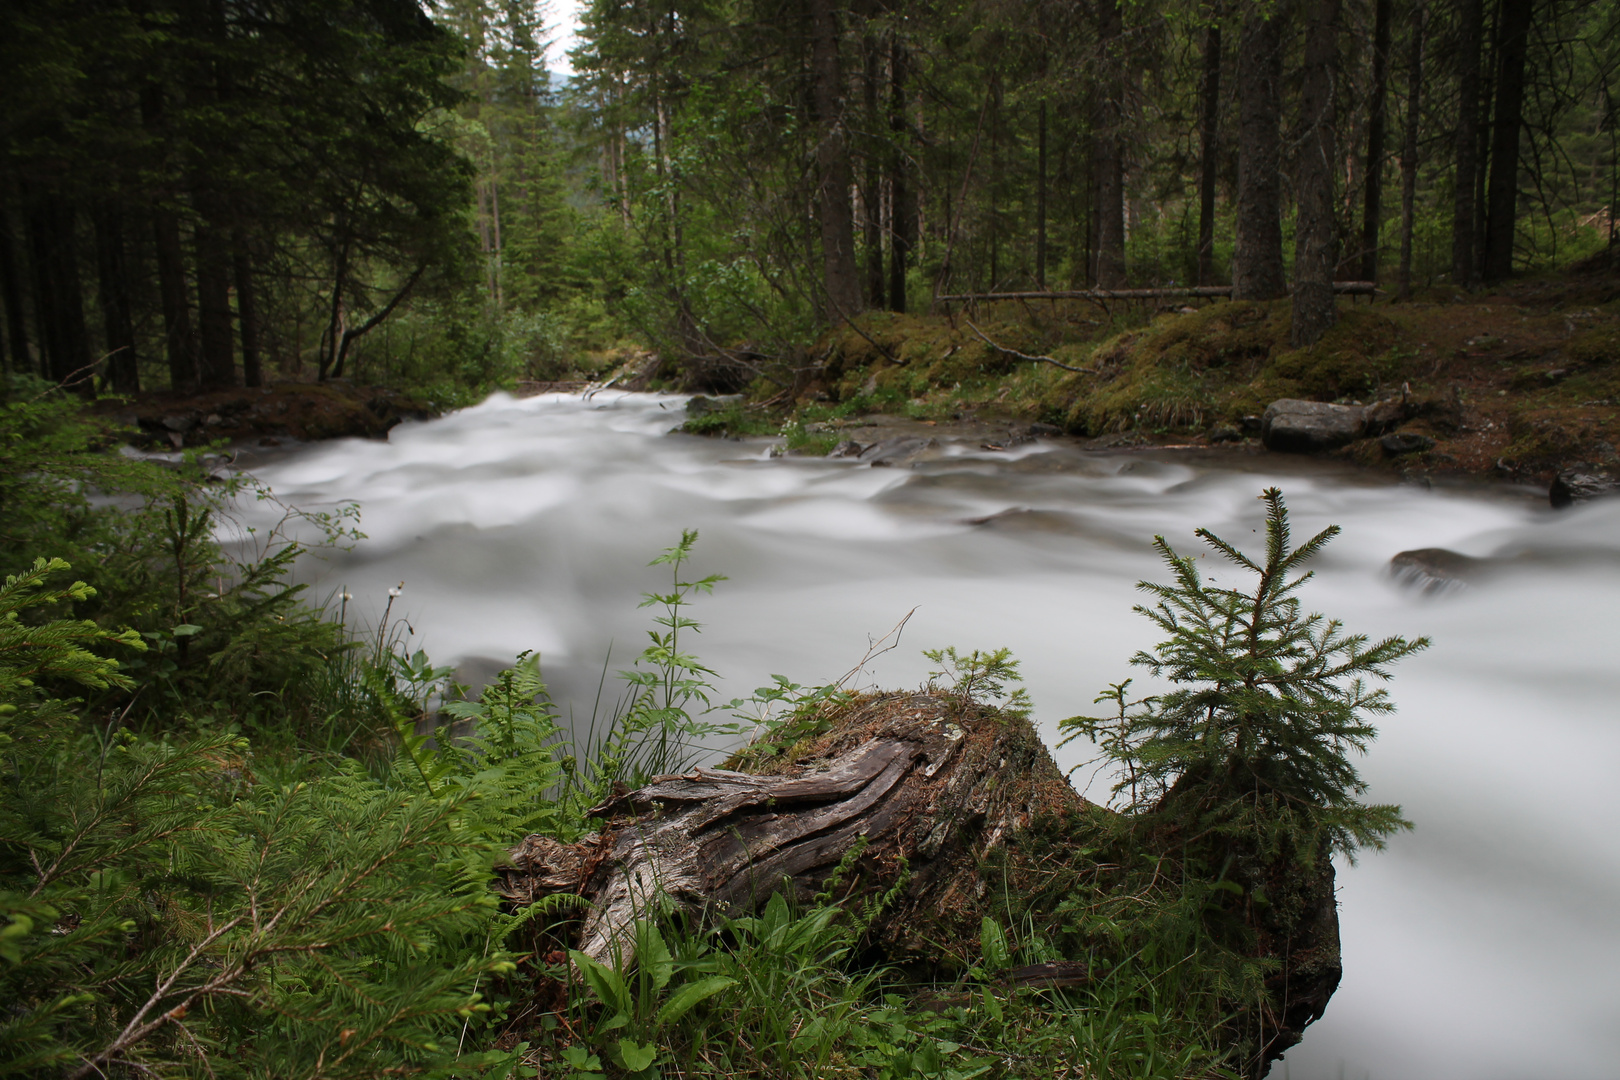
[153,209,198,391]
[500,691,1342,1076]
[1397,3,1426,299]
[194,220,236,389]
[1359,0,1393,281]
[1451,0,1483,286]
[862,34,885,310]
[888,36,914,312]
[1036,98,1049,289]
[1293,0,1341,347]
[1198,18,1223,286]
[94,206,139,393]
[26,193,93,392]
[1094,0,1127,288]
[808,0,862,323]
[1481,0,1532,282]
[0,203,29,372]
[233,230,262,388]
[1234,0,1288,300]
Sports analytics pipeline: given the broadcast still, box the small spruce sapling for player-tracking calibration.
[1061,488,1428,863]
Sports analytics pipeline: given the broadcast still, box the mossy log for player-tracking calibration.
[498,690,1340,1074]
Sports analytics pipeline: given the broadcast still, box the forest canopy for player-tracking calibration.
[1,0,1618,391]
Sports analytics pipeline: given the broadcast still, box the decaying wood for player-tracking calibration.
[498,690,1342,1073]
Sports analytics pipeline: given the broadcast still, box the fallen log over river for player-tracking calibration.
[498,690,1342,1074]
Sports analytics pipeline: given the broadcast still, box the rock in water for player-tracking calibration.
[1381,432,1435,456]
[1550,464,1620,508]
[1260,399,1367,453]
[1389,548,1486,594]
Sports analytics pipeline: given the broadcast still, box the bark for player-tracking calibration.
[1397,4,1426,299]
[329,263,425,381]
[152,210,198,391]
[888,36,914,312]
[1198,19,1223,286]
[232,230,262,388]
[0,204,28,371]
[1481,0,1532,282]
[1359,0,1393,281]
[1093,0,1127,288]
[501,691,1342,1076]
[1452,0,1483,286]
[26,193,93,391]
[194,220,236,389]
[94,206,139,393]
[1292,0,1342,347]
[1036,99,1049,289]
[808,0,862,322]
[1234,1,1288,300]
[862,35,885,310]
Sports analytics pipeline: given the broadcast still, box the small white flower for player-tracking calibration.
[341,591,353,601]
[388,585,403,598]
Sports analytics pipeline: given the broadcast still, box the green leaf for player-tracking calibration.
[617,1038,657,1072]
[170,623,203,637]
[570,950,633,1019]
[655,975,736,1028]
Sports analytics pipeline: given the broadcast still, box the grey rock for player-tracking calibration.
[1550,464,1620,508]
[1380,432,1435,456]
[685,394,742,418]
[1260,399,1366,453]
[828,439,865,458]
[1208,426,1244,444]
[161,414,196,433]
[859,436,939,467]
[1389,548,1486,595]
[1024,422,1063,438]
[1240,415,1264,434]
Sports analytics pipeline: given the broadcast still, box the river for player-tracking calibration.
[232,389,1620,1080]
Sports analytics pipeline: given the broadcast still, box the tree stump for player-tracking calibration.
[498,689,1340,1074]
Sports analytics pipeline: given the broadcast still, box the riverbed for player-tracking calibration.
[231,389,1620,1080]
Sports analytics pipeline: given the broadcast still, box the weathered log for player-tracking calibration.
[499,690,1340,1074]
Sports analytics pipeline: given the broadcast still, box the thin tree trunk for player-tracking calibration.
[1397,3,1426,299]
[1234,0,1288,299]
[0,203,29,371]
[1451,0,1483,285]
[194,220,236,389]
[1198,18,1223,285]
[1094,0,1127,287]
[27,194,93,391]
[152,209,197,390]
[809,0,862,322]
[490,176,504,310]
[232,230,262,388]
[862,35,886,309]
[1036,99,1049,289]
[319,234,349,382]
[1292,0,1341,347]
[888,36,913,312]
[1360,0,1393,281]
[1481,0,1532,282]
[94,206,139,393]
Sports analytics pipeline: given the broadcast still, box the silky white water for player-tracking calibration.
[231,390,1620,1080]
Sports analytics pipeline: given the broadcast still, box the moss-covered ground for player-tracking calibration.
[702,267,1620,485]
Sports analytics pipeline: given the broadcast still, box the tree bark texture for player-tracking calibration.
[862,35,886,311]
[232,230,263,388]
[1198,19,1222,286]
[1036,99,1049,289]
[94,206,139,393]
[0,204,29,372]
[1234,1,1288,300]
[1292,0,1341,346]
[153,209,198,391]
[1093,0,1127,288]
[25,192,93,390]
[1359,0,1392,281]
[1397,4,1426,299]
[194,219,237,389]
[1481,0,1532,282]
[1451,0,1483,286]
[888,36,914,313]
[808,0,862,323]
[499,692,1342,1073]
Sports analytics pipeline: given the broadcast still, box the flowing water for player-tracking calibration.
[232,390,1620,1080]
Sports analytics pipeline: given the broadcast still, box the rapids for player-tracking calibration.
[232,390,1620,1080]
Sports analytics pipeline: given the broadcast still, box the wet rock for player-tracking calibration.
[1240,415,1263,434]
[859,436,939,467]
[1208,425,1244,444]
[1380,432,1435,456]
[1389,548,1486,595]
[685,394,742,418]
[828,439,865,458]
[1260,399,1366,453]
[1549,464,1620,508]
[1024,422,1063,438]
[161,414,196,433]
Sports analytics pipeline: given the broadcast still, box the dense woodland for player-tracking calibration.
[2,0,1619,395]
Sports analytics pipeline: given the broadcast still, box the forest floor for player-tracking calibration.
[728,262,1620,496]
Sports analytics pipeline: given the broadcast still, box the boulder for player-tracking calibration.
[1260,400,1366,453]
[859,436,939,467]
[1549,464,1620,508]
[827,439,864,458]
[1389,548,1486,595]
[1208,425,1244,444]
[1380,432,1435,456]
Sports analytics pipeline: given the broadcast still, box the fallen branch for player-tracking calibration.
[963,318,1097,374]
[939,281,1379,303]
